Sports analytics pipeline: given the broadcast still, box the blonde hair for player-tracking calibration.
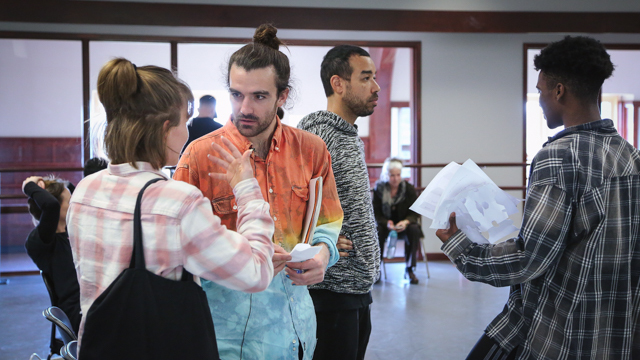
[98,58,193,169]
[379,157,404,182]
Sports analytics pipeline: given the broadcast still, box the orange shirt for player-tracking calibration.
[175,117,343,259]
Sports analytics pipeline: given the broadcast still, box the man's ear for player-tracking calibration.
[555,83,566,101]
[276,88,289,107]
[330,75,345,96]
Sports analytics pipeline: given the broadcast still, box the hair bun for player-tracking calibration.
[97,58,139,112]
[253,24,283,50]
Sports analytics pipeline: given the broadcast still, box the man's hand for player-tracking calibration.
[207,136,254,189]
[387,220,395,230]
[284,243,330,285]
[272,243,292,278]
[336,235,353,257]
[395,220,410,232]
[435,212,459,243]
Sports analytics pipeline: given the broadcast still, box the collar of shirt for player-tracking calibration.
[222,116,284,155]
[107,162,169,179]
[545,118,616,146]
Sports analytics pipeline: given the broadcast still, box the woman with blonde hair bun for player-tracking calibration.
[67,58,275,359]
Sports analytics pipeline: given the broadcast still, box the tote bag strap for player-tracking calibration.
[129,178,166,270]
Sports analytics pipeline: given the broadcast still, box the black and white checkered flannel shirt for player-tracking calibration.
[442,119,640,359]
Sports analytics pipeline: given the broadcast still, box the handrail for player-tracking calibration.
[1,194,31,200]
[366,162,528,168]
[0,167,84,173]
[0,163,528,173]
[0,162,528,206]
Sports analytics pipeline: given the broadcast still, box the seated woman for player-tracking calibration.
[373,158,423,284]
[67,58,275,348]
[24,175,81,333]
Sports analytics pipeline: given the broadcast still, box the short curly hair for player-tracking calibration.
[534,36,614,101]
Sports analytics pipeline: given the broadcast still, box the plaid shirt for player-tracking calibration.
[442,119,640,359]
[67,162,274,341]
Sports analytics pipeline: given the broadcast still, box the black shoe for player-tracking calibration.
[405,267,419,285]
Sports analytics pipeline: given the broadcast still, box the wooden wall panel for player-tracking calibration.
[0,137,82,168]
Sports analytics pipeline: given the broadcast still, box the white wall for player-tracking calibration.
[0,39,83,137]
[3,21,640,251]
[603,50,640,98]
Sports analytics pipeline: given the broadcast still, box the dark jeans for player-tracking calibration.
[377,223,421,268]
[466,333,519,360]
[313,305,372,360]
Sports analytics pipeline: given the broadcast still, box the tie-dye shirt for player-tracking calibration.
[175,117,343,359]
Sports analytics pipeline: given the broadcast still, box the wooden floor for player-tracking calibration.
[0,261,510,360]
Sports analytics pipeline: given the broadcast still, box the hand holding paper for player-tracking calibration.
[285,243,330,286]
[435,212,460,243]
[289,243,322,262]
[411,159,521,244]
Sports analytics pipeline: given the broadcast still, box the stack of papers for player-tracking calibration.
[410,159,521,244]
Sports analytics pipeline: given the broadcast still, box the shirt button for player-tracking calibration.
[293,340,297,344]
[293,347,297,352]
[274,216,277,221]
[269,188,273,193]
[290,297,294,302]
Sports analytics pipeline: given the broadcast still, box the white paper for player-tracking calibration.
[289,243,321,262]
[410,159,521,244]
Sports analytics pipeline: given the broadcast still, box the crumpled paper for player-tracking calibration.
[410,159,521,244]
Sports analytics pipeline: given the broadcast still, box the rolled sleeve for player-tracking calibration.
[311,224,340,267]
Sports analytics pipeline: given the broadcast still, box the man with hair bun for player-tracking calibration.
[175,24,343,360]
[437,36,640,359]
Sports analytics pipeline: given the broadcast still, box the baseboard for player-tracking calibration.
[0,270,40,276]
[385,252,449,263]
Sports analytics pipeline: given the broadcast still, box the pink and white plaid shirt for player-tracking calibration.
[67,162,274,339]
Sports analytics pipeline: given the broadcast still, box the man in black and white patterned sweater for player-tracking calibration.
[297,45,381,360]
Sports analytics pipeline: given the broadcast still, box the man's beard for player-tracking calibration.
[231,104,278,138]
[344,87,378,117]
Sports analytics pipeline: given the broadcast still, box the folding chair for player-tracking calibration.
[418,217,430,278]
[42,306,77,346]
[41,272,65,358]
[60,341,77,360]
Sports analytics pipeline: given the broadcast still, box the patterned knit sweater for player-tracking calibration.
[298,111,380,294]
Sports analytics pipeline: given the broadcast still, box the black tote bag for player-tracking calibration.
[79,178,219,360]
